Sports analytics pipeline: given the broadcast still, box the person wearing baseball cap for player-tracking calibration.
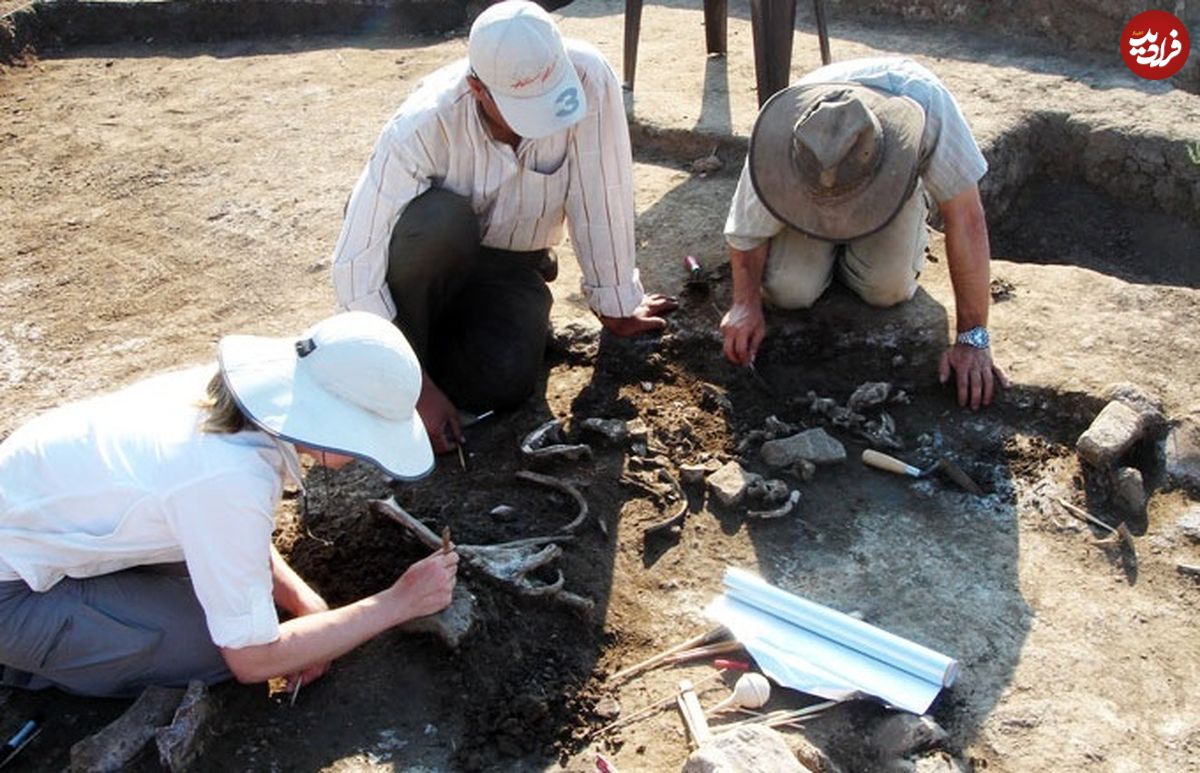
[331,0,677,455]
[0,312,458,697]
[721,57,1009,411]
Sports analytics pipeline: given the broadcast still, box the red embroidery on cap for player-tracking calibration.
[511,62,556,90]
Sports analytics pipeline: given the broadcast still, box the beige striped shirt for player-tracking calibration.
[332,40,644,320]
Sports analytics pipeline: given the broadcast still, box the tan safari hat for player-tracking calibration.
[749,82,925,242]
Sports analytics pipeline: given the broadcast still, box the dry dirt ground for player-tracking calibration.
[2,1,1199,772]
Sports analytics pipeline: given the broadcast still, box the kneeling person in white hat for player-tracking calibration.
[331,0,676,455]
[0,312,457,697]
[721,57,1009,410]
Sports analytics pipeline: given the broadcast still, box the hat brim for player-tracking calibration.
[218,334,434,481]
[490,58,587,140]
[749,83,925,242]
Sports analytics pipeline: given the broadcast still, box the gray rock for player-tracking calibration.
[71,685,184,773]
[911,752,969,773]
[874,713,948,760]
[579,417,629,444]
[593,695,621,720]
[762,428,847,468]
[1112,466,1146,518]
[764,415,797,439]
[792,459,817,483]
[1076,401,1146,468]
[682,725,812,772]
[680,458,723,484]
[1176,507,1200,543]
[1104,383,1163,424]
[707,461,762,507]
[1164,415,1200,491]
[793,736,843,773]
[155,681,210,773]
[399,584,477,649]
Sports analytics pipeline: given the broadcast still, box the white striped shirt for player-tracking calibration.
[726,57,989,250]
[332,40,644,320]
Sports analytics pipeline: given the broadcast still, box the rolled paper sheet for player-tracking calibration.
[707,568,959,714]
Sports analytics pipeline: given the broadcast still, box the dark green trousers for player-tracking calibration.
[386,189,553,411]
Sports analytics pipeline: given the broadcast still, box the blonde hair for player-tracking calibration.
[199,370,250,434]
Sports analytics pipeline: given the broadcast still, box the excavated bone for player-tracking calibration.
[747,490,801,520]
[848,381,892,413]
[371,497,594,617]
[521,419,593,462]
[515,470,591,533]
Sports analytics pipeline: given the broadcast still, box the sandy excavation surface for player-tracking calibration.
[1,0,1199,771]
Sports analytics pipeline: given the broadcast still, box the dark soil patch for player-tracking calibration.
[991,176,1200,289]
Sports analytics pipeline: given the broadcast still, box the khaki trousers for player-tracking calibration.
[762,189,929,310]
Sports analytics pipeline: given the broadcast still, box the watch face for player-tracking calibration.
[962,327,989,348]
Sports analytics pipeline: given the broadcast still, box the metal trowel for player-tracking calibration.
[862,449,983,495]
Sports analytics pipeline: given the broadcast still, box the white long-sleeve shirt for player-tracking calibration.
[0,366,302,649]
[332,40,644,320]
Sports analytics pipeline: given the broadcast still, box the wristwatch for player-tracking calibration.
[956,326,990,349]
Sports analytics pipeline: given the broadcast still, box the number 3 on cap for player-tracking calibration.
[554,87,580,118]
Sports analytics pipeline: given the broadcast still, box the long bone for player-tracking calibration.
[370,497,595,616]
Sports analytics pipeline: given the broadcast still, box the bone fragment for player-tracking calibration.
[747,490,801,519]
[155,681,211,773]
[515,469,590,533]
[371,497,592,615]
[71,686,183,773]
[521,419,593,462]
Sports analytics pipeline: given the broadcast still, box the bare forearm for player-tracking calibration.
[940,186,991,332]
[729,242,769,307]
[221,588,408,683]
[270,545,326,617]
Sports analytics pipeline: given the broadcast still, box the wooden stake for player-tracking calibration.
[608,626,729,684]
[677,679,711,746]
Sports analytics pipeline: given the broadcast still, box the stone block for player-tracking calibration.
[1076,401,1146,467]
[1165,416,1200,491]
[1112,466,1146,518]
[761,428,846,468]
[682,725,812,772]
[707,461,761,507]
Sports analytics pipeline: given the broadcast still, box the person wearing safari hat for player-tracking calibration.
[331,0,677,455]
[0,311,459,698]
[721,57,1010,410]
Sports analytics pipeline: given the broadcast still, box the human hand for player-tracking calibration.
[389,548,460,623]
[416,376,462,454]
[598,293,679,337]
[938,343,1010,410]
[720,301,766,366]
[286,659,331,692]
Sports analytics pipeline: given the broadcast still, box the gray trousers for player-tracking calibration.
[387,189,554,412]
[0,565,230,698]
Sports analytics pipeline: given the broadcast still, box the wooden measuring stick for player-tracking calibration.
[677,679,712,746]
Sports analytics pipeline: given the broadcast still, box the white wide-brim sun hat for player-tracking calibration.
[218,311,434,481]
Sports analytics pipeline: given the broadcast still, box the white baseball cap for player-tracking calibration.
[218,312,434,480]
[468,0,587,139]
